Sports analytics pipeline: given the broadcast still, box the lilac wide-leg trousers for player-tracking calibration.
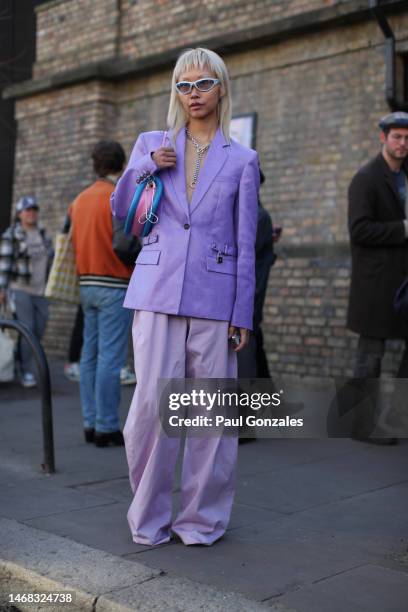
[124,310,238,546]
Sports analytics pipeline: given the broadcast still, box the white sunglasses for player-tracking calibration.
[175,78,220,95]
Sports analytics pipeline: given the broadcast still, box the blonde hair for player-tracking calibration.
[167,48,232,142]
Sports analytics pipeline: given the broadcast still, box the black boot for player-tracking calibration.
[84,428,95,443]
[94,430,125,447]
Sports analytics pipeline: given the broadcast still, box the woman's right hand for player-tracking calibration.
[152,147,177,169]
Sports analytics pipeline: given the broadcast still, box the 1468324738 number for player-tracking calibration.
[8,592,75,605]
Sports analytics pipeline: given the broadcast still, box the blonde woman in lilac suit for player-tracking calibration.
[111,48,260,546]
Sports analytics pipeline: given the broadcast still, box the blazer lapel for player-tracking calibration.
[189,127,230,215]
[169,128,190,218]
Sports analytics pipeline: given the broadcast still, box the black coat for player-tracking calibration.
[254,204,276,329]
[347,153,408,338]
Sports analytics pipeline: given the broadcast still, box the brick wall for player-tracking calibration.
[118,0,334,60]
[34,0,119,78]
[10,2,408,376]
[14,81,118,355]
[34,0,347,77]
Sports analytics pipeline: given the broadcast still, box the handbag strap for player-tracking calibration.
[161,131,168,147]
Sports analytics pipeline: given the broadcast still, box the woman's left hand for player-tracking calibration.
[228,326,250,352]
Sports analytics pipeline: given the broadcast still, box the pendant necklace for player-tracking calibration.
[186,129,210,188]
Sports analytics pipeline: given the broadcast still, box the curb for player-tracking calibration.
[0,518,278,612]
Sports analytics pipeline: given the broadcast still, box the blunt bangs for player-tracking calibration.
[174,48,224,83]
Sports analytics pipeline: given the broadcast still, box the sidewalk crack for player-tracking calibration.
[260,562,369,602]
[311,562,368,585]
[138,570,166,584]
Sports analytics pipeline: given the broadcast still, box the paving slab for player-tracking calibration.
[0,518,270,612]
[273,481,408,540]
[24,494,284,559]
[127,523,383,601]
[25,502,138,556]
[235,442,408,514]
[71,476,133,502]
[274,564,408,612]
[236,438,360,477]
[0,479,114,521]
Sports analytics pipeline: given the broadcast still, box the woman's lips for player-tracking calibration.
[190,103,202,109]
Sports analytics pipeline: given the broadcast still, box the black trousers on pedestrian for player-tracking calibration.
[351,335,408,437]
[68,305,84,363]
[354,336,408,379]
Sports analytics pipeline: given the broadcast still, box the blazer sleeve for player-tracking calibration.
[110,132,159,220]
[230,151,260,330]
[348,172,406,246]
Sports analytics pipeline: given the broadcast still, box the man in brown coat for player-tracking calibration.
[347,111,408,444]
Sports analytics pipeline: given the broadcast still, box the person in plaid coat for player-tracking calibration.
[0,196,53,387]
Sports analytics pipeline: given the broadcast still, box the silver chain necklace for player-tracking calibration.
[186,129,210,188]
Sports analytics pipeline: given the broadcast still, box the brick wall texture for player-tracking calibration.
[10,0,408,377]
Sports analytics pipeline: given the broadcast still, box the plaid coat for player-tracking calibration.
[0,223,54,290]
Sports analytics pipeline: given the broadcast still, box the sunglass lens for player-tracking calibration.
[176,82,191,94]
[196,79,216,92]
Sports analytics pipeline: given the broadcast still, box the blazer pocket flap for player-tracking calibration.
[136,250,161,265]
[143,233,159,245]
[206,256,237,275]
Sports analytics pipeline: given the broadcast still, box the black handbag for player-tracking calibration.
[112,216,141,266]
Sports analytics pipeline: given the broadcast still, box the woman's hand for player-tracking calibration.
[152,147,177,169]
[228,326,250,352]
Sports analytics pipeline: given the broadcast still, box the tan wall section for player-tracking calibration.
[34,0,120,78]
[34,0,351,77]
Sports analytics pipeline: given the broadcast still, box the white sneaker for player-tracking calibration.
[120,366,136,385]
[21,372,36,388]
[64,362,80,382]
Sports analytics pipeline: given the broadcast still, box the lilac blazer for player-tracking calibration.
[111,127,260,330]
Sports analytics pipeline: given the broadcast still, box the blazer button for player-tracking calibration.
[184,223,190,230]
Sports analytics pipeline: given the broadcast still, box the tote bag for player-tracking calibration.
[0,328,15,382]
[45,226,79,304]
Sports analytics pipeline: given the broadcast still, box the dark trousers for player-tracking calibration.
[354,336,408,379]
[237,327,272,380]
[255,328,271,378]
[13,289,48,375]
[351,336,408,437]
[68,305,84,363]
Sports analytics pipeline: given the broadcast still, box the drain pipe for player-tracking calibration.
[370,0,408,111]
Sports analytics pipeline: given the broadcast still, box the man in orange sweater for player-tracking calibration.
[70,141,134,447]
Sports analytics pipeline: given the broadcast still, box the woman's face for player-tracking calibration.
[177,66,222,122]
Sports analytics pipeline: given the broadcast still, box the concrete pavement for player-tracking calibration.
[0,360,407,611]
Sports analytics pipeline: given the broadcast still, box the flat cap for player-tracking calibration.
[16,196,39,212]
[379,111,408,130]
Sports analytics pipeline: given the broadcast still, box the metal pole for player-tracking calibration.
[0,318,55,473]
